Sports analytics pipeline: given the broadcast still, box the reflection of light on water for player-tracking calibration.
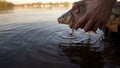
[0,7,69,25]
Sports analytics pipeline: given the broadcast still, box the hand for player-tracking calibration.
[71,0,116,32]
[70,1,85,28]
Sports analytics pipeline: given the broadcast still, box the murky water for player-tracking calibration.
[0,7,120,68]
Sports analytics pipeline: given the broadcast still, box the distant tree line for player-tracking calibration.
[0,0,14,10]
[33,2,70,7]
[15,2,70,8]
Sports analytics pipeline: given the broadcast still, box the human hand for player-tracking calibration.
[71,0,116,32]
[69,1,86,28]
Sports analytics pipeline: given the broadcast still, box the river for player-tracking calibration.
[0,7,120,68]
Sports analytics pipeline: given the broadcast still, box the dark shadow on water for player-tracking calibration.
[59,43,104,68]
[103,30,120,68]
[59,42,120,68]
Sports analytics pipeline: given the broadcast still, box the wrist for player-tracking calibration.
[97,0,117,12]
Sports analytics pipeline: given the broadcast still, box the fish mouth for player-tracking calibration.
[57,18,61,23]
[57,17,64,24]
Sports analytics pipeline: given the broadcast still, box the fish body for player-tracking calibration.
[57,4,86,26]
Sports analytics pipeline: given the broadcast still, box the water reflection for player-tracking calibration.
[59,39,120,68]
[0,21,104,68]
[0,7,70,25]
[103,38,120,68]
[0,9,14,14]
[59,43,104,68]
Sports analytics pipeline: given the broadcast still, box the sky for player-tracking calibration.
[6,0,80,4]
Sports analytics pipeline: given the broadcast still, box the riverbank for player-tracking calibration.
[0,1,14,11]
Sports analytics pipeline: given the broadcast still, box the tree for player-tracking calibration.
[0,0,14,10]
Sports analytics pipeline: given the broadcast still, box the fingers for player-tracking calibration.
[69,21,76,29]
[99,21,107,30]
[71,0,112,32]
[84,18,94,32]
[73,15,88,30]
[73,18,107,32]
[92,21,101,32]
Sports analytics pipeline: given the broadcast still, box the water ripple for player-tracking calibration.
[0,22,104,68]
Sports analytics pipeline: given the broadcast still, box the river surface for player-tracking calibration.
[0,7,120,68]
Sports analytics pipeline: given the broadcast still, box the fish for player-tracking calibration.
[57,3,86,26]
[57,1,120,29]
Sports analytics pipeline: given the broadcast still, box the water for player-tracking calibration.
[0,7,120,68]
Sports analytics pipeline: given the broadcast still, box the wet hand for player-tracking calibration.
[71,0,116,32]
